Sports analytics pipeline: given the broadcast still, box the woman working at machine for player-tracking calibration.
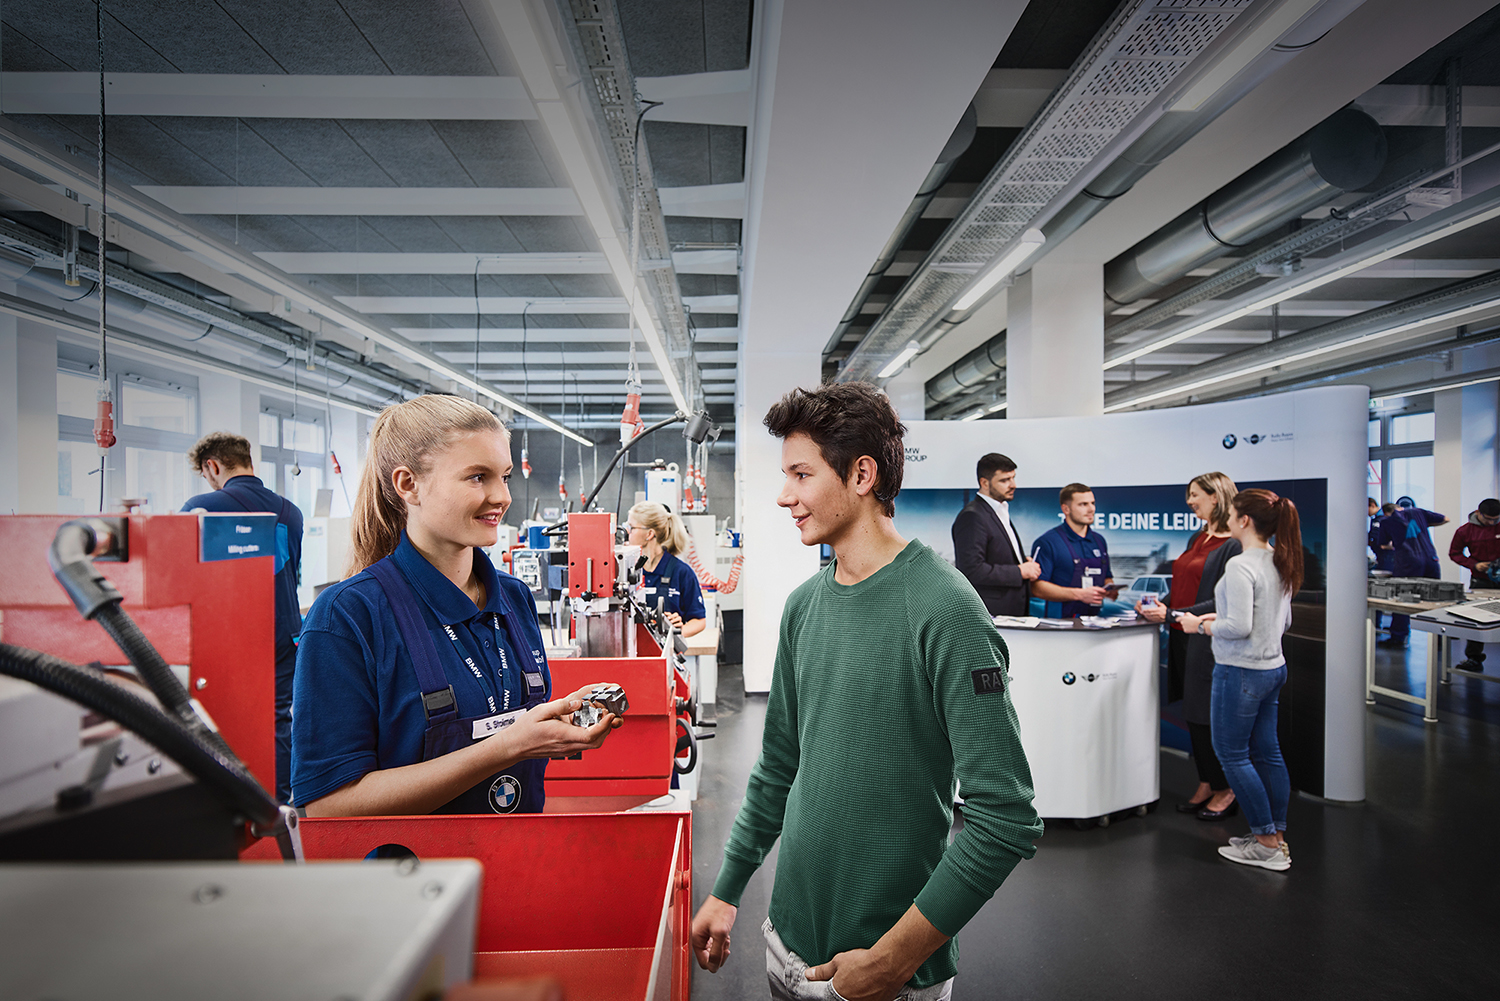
[291,395,620,817]
[627,502,707,638]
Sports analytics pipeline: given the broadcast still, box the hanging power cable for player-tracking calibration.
[558,326,568,506]
[519,302,532,508]
[91,1,115,512]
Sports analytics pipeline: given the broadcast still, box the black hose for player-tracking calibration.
[47,519,237,763]
[0,642,279,829]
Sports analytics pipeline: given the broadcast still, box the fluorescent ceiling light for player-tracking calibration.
[1104,199,1500,371]
[953,229,1045,312]
[878,340,922,379]
[1371,369,1500,404]
[1104,297,1500,412]
[1169,0,1325,113]
[959,408,987,421]
[988,401,1008,413]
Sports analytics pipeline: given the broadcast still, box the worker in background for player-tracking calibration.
[691,382,1039,1001]
[1449,497,1500,672]
[184,432,304,804]
[290,395,619,817]
[1378,495,1448,648]
[1368,497,1395,572]
[1030,483,1116,618]
[627,501,707,637]
[951,452,1041,616]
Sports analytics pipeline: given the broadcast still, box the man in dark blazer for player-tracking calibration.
[952,452,1040,616]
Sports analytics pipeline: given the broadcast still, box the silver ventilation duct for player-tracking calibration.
[924,329,1006,410]
[823,105,977,358]
[1104,269,1500,411]
[1103,107,1387,305]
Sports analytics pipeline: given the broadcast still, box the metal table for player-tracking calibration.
[1364,597,1457,723]
[1410,605,1500,693]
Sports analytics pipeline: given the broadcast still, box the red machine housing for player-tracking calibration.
[0,514,276,791]
[567,511,617,599]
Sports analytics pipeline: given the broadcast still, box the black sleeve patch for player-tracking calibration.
[971,667,1006,696]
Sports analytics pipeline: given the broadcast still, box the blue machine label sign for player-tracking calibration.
[199,513,277,563]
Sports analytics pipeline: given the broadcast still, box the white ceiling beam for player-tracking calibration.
[972,69,1067,128]
[1355,84,1500,127]
[337,294,739,314]
[0,72,536,119]
[433,349,739,364]
[253,248,738,275]
[637,70,752,127]
[398,326,740,343]
[131,183,743,218]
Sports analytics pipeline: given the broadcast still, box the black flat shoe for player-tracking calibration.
[1176,799,1212,814]
[1197,800,1239,821]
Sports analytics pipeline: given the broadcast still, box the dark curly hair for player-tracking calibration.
[187,431,254,474]
[763,382,906,517]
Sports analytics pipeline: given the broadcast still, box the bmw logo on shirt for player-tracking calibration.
[489,774,522,813]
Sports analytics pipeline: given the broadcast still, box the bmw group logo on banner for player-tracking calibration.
[1062,672,1077,685]
[489,774,522,813]
[1222,434,1237,449]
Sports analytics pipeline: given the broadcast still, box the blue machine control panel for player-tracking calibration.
[199,512,277,563]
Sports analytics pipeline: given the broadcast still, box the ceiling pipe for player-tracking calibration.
[823,104,977,359]
[924,328,1006,410]
[1104,107,1386,305]
[0,245,409,404]
[927,373,1007,421]
[1104,269,1500,411]
[1035,0,1371,271]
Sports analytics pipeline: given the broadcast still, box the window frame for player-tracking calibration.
[1367,401,1435,506]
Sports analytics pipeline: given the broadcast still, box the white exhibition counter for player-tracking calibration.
[998,619,1160,824]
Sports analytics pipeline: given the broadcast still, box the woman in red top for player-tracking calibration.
[1137,472,1241,818]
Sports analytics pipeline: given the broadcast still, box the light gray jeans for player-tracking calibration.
[762,918,955,1001]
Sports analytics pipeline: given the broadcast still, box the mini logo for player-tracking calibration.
[1086,673,1098,683]
[1247,433,1264,445]
[1062,672,1077,685]
[1222,434,1237,449]
[489,774,522,814]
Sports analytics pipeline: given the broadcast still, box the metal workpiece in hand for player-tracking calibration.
[572,684,630,727]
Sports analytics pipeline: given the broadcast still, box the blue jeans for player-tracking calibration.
[1209,663,1289,837]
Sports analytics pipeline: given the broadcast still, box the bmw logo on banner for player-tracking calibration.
[1062,672,1077,685]
[489,774,522,813]
[1222,434,1237,449]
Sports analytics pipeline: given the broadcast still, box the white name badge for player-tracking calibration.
[472,708,527,740]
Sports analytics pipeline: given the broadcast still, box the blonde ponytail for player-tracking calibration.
[629,501,692,556]
[346,395,505,577]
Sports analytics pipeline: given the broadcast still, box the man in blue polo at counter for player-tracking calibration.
[1031,482,1114,618]
[183,431,304,803]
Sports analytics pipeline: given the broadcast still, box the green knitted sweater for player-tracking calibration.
[712,540,1041,986]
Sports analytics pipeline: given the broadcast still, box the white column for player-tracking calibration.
[882,371,927,423]
[1006,259,1104,419]
[736,0,1025,692]
[0,318,60,514]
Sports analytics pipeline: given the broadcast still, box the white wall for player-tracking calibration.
[0,316,60,514]
[1434,376,1500,584]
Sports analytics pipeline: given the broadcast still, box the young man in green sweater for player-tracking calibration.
[692,383,1042,1001]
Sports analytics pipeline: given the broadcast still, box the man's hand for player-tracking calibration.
[1477,561,1492,573]
[691,895,737,973]
[1019,558,1041,582]
[1076,584,1109,606]
[806,948,906,1001]
[1135,600,1167,623]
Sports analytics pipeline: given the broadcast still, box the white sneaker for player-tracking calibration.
[1218,837,1291,870]
[1228,833,1289,859]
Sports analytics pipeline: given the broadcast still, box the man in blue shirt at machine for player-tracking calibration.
[183,431,304,803]
[1030,482,1117,618]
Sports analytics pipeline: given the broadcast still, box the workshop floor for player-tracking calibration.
[691,661,1498,1000]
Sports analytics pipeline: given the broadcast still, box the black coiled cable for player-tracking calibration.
[0,643,279,830]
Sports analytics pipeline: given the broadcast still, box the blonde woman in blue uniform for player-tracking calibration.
[627,502,707,638]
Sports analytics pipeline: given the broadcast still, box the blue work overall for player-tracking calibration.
[368,557,549,814]
[1057,530,1108,619]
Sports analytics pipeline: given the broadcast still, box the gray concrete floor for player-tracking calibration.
[691,658,1499,1000]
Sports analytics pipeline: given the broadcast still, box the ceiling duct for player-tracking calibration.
[1103,107,1387,305]
[1105,268,1500,411]
[837,0,1351,383]
[924,328,1006,411]
[823,105,978,358]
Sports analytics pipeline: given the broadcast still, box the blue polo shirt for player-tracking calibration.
[290,533,550,808]
[183,474,303,663]
[641,550,707,622]
[1033,523,1112,618]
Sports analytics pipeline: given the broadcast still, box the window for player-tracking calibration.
[258,397,327,521]
[1367,404,1434,506]
[57,354,199,514]
[1390,412,1434,445]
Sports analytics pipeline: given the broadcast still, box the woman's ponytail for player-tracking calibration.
[1231,489,1304,596]
[345,395,505,577]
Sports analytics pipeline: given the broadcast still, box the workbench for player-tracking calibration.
[1364,597,1457,723]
